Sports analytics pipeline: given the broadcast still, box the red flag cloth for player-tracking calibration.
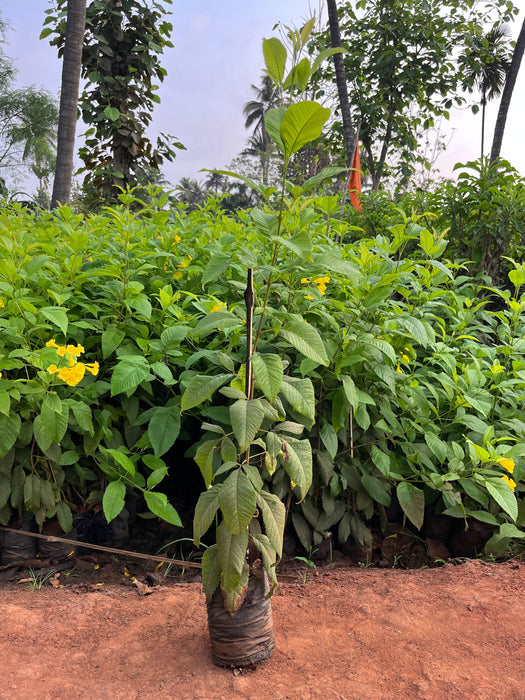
[348,142,362,212]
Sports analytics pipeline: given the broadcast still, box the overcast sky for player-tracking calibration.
[2,1,524,193]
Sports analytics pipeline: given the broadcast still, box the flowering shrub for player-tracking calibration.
[0,191,523,555]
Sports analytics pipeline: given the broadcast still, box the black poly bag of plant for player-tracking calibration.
[93,508,129,548]
[206,574,275,667]
[0,520,38,565]
[38,525,78,563]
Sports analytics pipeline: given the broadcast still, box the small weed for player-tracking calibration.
[23,568,59,590]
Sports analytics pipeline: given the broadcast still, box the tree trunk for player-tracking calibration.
[326,0,357,168]
[490,16,525,163]
[51,0,86,208]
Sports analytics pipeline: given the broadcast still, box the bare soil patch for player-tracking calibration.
[0,559,523,699]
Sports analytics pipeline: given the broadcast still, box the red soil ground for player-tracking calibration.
[0,558,523,700]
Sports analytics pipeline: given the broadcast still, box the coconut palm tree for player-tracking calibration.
[460,23,512,159]
[491,16,525,163]
[51,0,86,208]
[243,74,281,153]
[176,177,206,206]
[204,171,227,195]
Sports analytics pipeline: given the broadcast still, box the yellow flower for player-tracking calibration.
[210,301,227,313]
[501,475,516,491]
[85,361,99,376]
[173,271,183,281]
[174,234,181,244]
[290,480,297,489]
[179,259,190,269]
[305,294,314,300]
[66,344,84,358]
[301,278,310,284]
[401,354,410,363]
[396,363,404,374]
[58,364,86,386]
[47,364,59,375]
[57,346,67,357]
[0,298,4,308]
[313,276,330,296]
[156,236,164,242]
[46,339,60,349]
[497,457,515,473]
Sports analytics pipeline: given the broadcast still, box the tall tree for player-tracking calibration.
[460,23,512,159]
[48,0,86,208]
[491,15,525,162]
[326,0,357,169]
[315,0,519,189]
[243,74,281,184]
[0,13,58,195]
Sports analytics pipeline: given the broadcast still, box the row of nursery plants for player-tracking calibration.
[0,24,524,616]
[0,188,524,560]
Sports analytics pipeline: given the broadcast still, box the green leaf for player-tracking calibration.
[218,469,257,535]
[201,544,221,601]
[202,252,231,285]
[181,373,233,412]
[361,472,391,507]
[280,101,330,157]
[340,374,359,411]
[397,482,425,530]
[251,533,277,584]
[229,399,265,453]
[0,475,11,510]
[424,432,448,463]
[0,391,10,416]
[56,501,73,533]
[195,439,218,488]
[102,480,126,523]
[148,404,181,457]
[265,108,285,152]
[146,466,168,490]
[221,436,238,463]
[485,478,518,521]
[281,437,312,500]
[279,376,315,424]
[111,355,150,396]
[101,325,125,358]
[193,484,221,546]
[320,420,338,460]
[0,413,21,458]
[71,401,94,435]
[370,446,391,476]
[40,306,68,336]
[24,473,41,512]
[40,480,55,510]
[103,448,135,476]
[216,521,249,593]
[283,57,311,92]
[33,415,52,453]
[190,312,240,337]
[279,319,329,366]
[263,37,287,83]
[257,491,285,558]
[104,106,120,121]
[251,353,283,402]
[144,491,182,526]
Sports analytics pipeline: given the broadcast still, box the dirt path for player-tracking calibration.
[0,560,523,700]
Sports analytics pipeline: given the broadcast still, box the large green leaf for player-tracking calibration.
[397,482,425,530]
[218,469,257,535]
[0,413,21,458]
[229,399,265,453]
[110,355,151,396]
[201,544,221,601]
[265,108,285,152]
[257,490,285,558]
[195,439,218,488]
[251,352,283,402]
[193,484,221,546]
[101,325,125,358]
[147,404,181,457]
[24,473,41,512]
[56,501,73,533]
[279,319,329,366]
[144,491,182,526]
[216,521,249,592]
[181,373,233,412]
[280,101,330,157]
[279,376,315,424]
[102,480,126,523]
[263,37,287,83]
[281,437,312,500]
[361,472,391,507]
[202,252,231,285]
[485,477,518,521]
[190,312,241,337]
[251,533,277,585]
[40,306,68,336]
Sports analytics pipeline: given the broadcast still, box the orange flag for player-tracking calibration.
[348,142,362,212]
